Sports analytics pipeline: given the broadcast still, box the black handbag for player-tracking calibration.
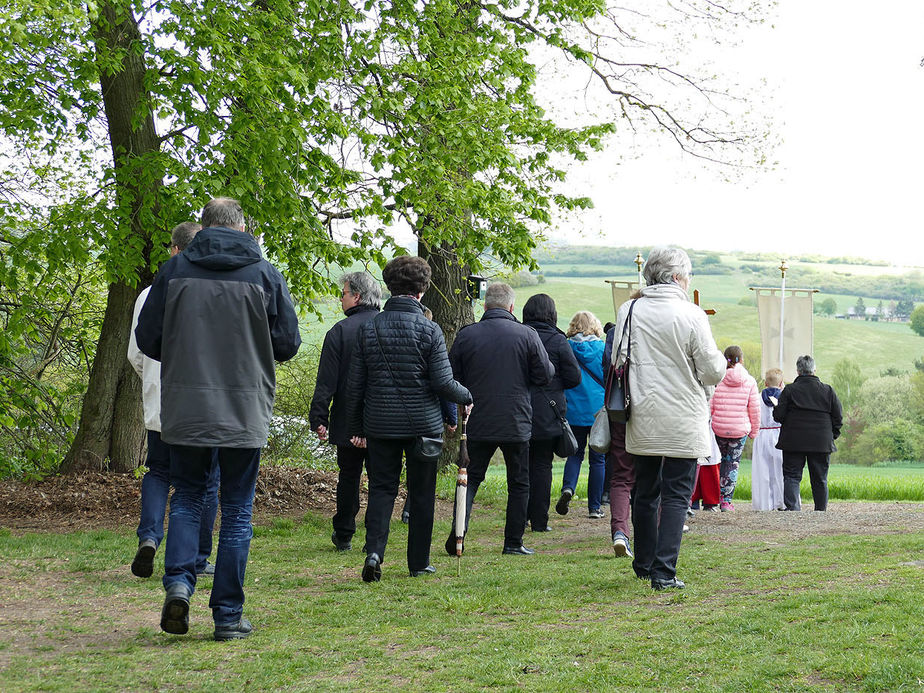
[372,321,444,463]
[549,396,579,458]
[605,299,637,423]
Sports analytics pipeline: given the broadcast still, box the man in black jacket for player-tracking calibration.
[447,282,555,555]
[773,355,843,511]
[309,272,381,552]
[137,197,301,640]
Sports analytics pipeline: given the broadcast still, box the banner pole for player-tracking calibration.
[634,252,644,291]
[778,259,788,372]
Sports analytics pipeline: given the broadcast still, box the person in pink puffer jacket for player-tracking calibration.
[709,346,759,511]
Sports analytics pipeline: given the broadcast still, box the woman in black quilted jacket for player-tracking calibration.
[346,255,472,582]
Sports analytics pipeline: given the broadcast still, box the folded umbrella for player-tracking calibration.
[454,409,470,575]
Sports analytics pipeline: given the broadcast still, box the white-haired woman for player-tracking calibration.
[611,246,726,590]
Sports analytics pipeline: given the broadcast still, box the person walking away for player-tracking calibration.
[751,368,785,511]
[690,417,722,512]
[709,346,759,511]
[447,282,554,556]
[136,197,301,640]
[602,315,636,559]
[310,272,381,551]
[346,256,472,582]
[523,294,581,532]
[612,247,725,590]
[400,306,461,525]
[556,311,607,519]
[128,222,220,579]
[773,355,842,511]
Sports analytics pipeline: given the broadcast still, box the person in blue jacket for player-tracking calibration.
[556,311,607,518]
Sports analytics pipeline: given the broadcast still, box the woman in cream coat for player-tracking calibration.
[612,247,726,590]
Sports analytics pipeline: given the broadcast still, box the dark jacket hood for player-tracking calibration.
[184,226,263,271]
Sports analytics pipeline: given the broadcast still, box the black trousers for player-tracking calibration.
[782,451,830,511]
[451,440,529,547]
[527,438,556,531]
[631,455,696,582]
[364,437,437,572]
[332,444,368,542]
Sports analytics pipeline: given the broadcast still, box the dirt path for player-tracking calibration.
[2,468,921,542]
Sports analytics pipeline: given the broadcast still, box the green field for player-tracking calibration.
[511,276,923,379]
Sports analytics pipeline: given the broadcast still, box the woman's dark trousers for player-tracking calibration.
[527,438,556,531]
[332,444,368,544]
[782,451,830,511]
[364,437,437,572]
[631,455,696,582]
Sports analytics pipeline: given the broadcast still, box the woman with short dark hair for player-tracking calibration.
[346,255,472,582]
[522,294,581,532]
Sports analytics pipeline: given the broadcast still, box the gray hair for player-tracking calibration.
[484,282,515,311]
[201,197,245,230]
[170,222,201,251]
[796,355,816,376]
[642,246,693,286]
[340,271,382,309]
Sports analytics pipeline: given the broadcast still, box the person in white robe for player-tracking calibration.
[751,369,785,511]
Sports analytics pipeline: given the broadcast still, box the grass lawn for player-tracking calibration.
[442,461,924,506]
[2,488,922,691]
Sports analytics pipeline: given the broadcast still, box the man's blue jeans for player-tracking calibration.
[164,446,260,626]
[136,430,219,571]
[561,425,606,511]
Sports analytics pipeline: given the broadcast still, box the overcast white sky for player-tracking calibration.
[548,1,924,267]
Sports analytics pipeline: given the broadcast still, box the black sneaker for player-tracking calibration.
[131,538,156,578]
[331,531,352,552]
[214,617,253,641]
[555,489,573,516]
[160,583,191,635]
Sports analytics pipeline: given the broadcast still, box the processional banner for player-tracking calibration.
[606,280,640,321]
[754,288,815,383]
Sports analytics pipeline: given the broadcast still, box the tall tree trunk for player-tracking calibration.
[419,240,474,351]
[419,239,474,469]
[61,2,160,473]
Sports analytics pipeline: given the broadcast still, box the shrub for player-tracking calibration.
[851,419,924,466]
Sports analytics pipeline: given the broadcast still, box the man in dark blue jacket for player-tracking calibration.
[447,282,555,555]
[309,271,381,552]
[136,197,301,641]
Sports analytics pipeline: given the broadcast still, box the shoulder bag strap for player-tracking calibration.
[614,299,638,366]
[576,358,605,388]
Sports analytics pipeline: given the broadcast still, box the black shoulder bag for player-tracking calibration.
[550,396,579,458]
[371,320,443,463]
[605,299,638,423]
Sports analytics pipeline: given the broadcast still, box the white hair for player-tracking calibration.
[642,246,693,286]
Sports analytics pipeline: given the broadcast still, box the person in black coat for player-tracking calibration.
[346,256,472,582]
[522,294,581,532]
[309,271,381,552]
[773,355,843,511]
[446,282,555,555]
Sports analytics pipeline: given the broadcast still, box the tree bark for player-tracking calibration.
[419,239,475,469]
[419,240,475,352]
[61,2,160,473]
